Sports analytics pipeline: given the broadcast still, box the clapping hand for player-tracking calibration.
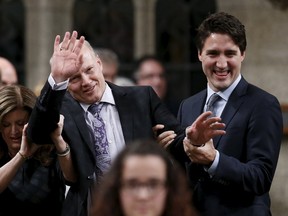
[185,111,226,145]
[19,124,40,159]
[183,138,216,165]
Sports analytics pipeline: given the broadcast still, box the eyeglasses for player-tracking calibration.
[121,179,167,197]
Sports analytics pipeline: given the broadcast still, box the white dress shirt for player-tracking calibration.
[48,74,126,162]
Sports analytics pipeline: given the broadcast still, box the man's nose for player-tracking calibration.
[216,55,228,68]
[82,74,90,85]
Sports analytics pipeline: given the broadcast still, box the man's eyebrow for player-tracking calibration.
[205,50,219,54]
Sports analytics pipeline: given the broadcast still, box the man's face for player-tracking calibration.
[198,33,245,92]
[137,60,167,99]
[68,46,106,104]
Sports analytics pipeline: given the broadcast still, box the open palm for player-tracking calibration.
[50,31,85,82]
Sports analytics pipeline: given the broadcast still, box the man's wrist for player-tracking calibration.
[48,74,69,90]
[192,143,206,147]
[185,136,205,147]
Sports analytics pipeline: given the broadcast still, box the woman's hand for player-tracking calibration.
[51,114,77,183]
[51,114,66,151]
[19,124,40,159]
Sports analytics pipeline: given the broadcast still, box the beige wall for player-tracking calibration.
[24,0,73,92]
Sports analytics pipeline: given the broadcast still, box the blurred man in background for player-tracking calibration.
[0,57,18,85]
[94,48,134,86]
[133,55,180,116]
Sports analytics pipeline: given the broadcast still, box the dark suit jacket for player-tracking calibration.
[27,81,185,216]
[177,77,283,216]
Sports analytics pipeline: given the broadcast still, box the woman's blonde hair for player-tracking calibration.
[0,85,36,123]
[0,85,54,165]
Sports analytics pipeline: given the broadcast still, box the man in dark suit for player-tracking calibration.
[27,31,225,216]
[178,12,283,215]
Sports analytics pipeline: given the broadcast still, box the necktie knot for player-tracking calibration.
[206,93,220,116]
[88,103,104,116]
[206,93,220,109]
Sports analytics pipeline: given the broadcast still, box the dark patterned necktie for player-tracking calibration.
[206,93,220,117]
[88,103,111,180]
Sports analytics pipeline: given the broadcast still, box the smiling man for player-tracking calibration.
[27,30,225,216]
[177,12,283,215]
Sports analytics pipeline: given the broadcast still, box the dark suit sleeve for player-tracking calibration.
[146,87,189,168]
[27,81,66,144]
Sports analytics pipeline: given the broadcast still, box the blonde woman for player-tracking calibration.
[0,85,76,216]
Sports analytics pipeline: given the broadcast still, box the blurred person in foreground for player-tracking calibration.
[133,55,180,116]
[26,30,225,216]
[173,12,283,215]
[0,85,76,215]
[0,57,18,85]
[94,48,134,86]
[90,139,198,216]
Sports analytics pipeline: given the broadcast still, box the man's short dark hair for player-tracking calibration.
[195,12,247,54]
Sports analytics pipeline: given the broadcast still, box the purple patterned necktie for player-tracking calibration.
[88,103,111,181]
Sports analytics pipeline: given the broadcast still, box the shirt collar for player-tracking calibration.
[207,74,241,102]
[80,83,115,112]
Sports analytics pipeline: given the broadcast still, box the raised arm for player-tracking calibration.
[50,31,85,82]
[27,31,85,144]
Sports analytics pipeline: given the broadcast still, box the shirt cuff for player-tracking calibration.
[48,74,69,90]
[205,150,219,177]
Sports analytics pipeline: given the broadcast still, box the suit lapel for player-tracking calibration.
[109,83,134,143]
[188,90,207,124]
[64,93,96,156]
[214,78,248,147]
[194,91,207,118]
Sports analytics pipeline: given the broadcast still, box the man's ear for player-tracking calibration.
[241,51,246,62]
[198,50,203,62]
